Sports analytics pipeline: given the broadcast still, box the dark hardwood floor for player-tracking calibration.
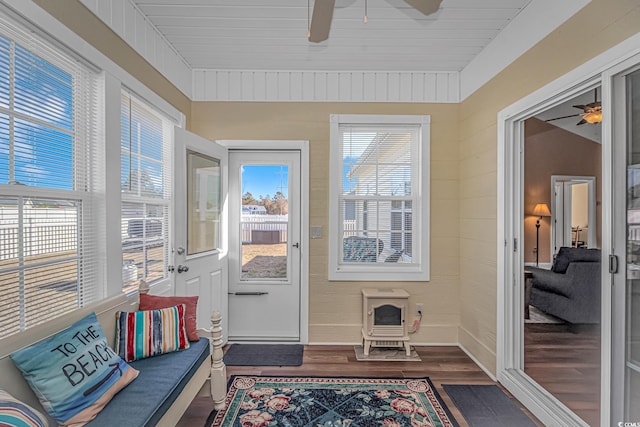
[177,345,544,427]
[524,323,601,427]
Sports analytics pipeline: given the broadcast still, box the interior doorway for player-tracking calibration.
[551,175,597,255]
[498,37,640,427]
[522,93,603,426]
[497,78,606,427]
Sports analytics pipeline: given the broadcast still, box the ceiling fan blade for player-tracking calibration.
[404,0,442,16]
[309,0,336,43]
[576,118,588,126]
[545,114,580,122]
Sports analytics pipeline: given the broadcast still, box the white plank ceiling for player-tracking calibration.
[81,0,590,101]
[130,0,532,72]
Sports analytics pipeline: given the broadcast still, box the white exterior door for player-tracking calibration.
[173,127,228,337]
[228,150,301,341]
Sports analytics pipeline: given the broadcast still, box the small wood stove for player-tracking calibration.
[361,288,411,356]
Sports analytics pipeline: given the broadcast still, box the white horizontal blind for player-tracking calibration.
[121,91,173,293]
[339,124,418,264]
[0,14,103,338]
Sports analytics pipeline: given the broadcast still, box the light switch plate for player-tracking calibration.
[311,226,323,239]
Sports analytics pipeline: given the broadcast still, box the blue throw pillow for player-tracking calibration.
[10,313,138,426]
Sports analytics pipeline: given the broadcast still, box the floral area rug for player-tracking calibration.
[211,375,459,427]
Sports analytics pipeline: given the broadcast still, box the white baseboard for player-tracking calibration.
[458,343,497,382]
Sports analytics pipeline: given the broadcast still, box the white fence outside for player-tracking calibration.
[0,206,78,261]
[241,214,288,244]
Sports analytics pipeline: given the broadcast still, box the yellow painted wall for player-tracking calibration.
[190,102,460,344]
[459,0,640,374]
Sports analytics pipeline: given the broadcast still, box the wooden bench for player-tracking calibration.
[0,287,227,426]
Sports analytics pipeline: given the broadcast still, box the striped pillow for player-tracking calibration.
[0,390,48,427]
[115,304,190,362]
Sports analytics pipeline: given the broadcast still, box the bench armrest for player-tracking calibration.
[196,312,227,410]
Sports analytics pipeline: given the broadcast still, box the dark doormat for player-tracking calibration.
[223,344,304,366]
[204,409,217,427]
[442,384,537,427]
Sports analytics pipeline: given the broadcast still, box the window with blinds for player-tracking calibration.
[0,18,102,338]
[121,92,173,293]
[329,115,430,281]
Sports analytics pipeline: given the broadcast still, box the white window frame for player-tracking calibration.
[0,1,187,333]
[0,13,104,338]
[120,90,175,293]
[328,114,430,281]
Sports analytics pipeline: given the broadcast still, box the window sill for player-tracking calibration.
[329,266,429,282]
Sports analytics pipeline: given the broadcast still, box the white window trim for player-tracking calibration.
[328,114,430,281]
[2,1,186,301]
[0,17,105,337]
[120,90,176,293]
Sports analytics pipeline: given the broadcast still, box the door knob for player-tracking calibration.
[177,265,189,273]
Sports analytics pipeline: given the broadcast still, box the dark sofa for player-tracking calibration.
[527,247,601,324]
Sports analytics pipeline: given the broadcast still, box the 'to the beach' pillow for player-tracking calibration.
[10,313,138,426]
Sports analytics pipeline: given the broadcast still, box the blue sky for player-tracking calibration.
[241,165,289,199]
[240,158,357,201]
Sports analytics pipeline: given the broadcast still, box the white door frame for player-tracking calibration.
[217,140,309,344]
[228,150,301,341]
[497,32,640,427]
[499,80,603,427]
[603,53,640,425]
[550,175,597,255]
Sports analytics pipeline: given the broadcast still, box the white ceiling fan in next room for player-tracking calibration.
[308,0,443,42]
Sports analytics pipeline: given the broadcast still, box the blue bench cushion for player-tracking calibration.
[86,338,210,427]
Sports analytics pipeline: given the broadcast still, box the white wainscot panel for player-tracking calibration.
[192,70,460,103]
[80,0,193,98]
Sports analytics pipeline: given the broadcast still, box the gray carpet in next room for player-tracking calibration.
[442,384,537,427]
[223,344,304,366]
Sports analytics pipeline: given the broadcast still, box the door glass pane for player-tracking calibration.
[239,165,288,280]
[626,68,640,420]
[187,151,220,256]
[523,87,602,426]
